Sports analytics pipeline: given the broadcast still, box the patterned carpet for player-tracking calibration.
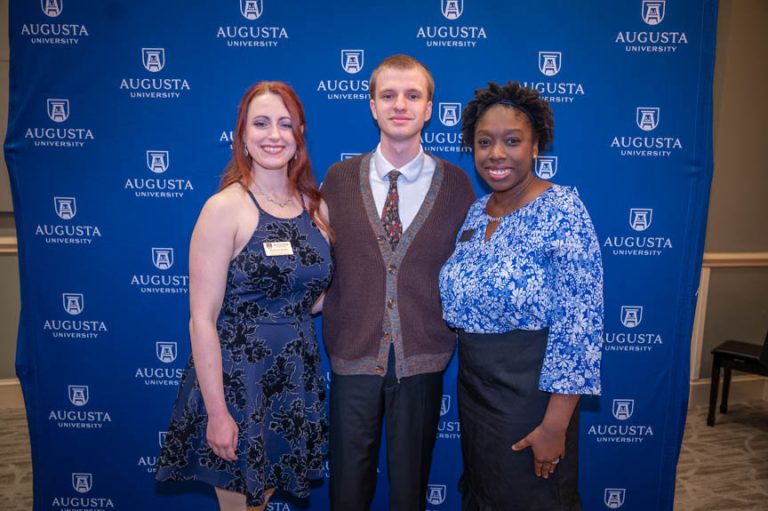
[0,401,766,510]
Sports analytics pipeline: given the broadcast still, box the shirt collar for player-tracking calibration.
[372,144,426,183]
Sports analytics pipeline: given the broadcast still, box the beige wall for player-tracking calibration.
[0,1,767,380]
[699,0,768,378]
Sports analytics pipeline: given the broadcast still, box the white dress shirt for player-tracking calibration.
[369,144,436,231]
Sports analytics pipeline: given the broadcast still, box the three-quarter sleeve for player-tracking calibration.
[538,197,604,395]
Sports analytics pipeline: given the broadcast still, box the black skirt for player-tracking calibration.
[458,329,581,511]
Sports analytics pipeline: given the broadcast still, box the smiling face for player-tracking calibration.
[244,93,297,174]
[474,104,539,195]
[369,66,433,145]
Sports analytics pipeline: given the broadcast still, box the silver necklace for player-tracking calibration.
[252,181,293,208]
[487,213,506,223]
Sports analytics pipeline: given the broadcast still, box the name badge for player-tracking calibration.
[458,229,475,242]
[263,241,294,256]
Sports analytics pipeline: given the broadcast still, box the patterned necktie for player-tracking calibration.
[381,170,402,250]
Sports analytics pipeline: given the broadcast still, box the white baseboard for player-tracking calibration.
[0,378,24,409]
[689,374,768,407]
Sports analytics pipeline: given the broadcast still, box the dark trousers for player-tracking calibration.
[329,348,443,511]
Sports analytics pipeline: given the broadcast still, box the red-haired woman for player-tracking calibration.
[156,82,333,511]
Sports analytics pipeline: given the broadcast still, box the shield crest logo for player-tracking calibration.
[41,0,63,17]
[146,150,170,174]
[642,0,665,25]
[612,399,634,421]
[440,395,451,416]
[636,107,659,131]
[72,473,92,494]
[68,385,89,407]
[621,306,643,328]
[427,484,447,505]
[441,0,463,20]
[538,51,561,77]
[156,341,178,363]
[54,196,77,220]
[142,48,165,73]
[240,0,263,20]
[341,50,364,74]
[158,431,168,448]
[152,248,174,270]
[629,208,653,232]
[535,156,558,179]
[62,293,84,316]
[47,98,70,123]
[604,488,626,508]
[439,103,461,127]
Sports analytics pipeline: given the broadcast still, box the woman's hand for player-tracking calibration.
[512,393,579,478]
[206,411,239,461]
[512,423,566,478]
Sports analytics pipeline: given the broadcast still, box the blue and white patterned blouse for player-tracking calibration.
[439,185,603,395]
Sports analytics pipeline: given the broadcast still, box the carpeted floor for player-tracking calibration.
[1,401,766,510]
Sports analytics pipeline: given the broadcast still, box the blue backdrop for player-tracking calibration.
[5,1,718,510]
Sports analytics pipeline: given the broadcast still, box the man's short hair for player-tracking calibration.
[369,54,435,101]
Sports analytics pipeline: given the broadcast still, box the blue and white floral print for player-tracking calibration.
[439,185,603,395]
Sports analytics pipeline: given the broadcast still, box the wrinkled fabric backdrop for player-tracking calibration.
[5,1,717,510]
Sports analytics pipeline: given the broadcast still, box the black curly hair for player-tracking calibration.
[461,81,554,153]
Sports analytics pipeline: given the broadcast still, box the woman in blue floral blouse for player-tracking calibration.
[439,81,604,511]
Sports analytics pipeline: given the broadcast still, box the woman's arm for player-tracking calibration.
[188,192,245,461]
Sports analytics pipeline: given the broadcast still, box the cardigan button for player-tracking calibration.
[376,235,386,244]
[375,365,385,375]
[388,264,397,274]
[382,332,391,341]
[387,299,395,309]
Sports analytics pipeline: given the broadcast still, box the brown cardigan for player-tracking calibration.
[322,152,475,378]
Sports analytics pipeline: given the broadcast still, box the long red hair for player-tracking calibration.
[220,81,333,242]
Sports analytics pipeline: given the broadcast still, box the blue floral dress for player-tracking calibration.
[156,191,332,506]
[439,185,603,510]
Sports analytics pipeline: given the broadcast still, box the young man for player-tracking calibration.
[322,55,475,511]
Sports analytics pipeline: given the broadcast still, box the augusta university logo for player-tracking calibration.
[68,385,89,406]
[42,0,63,17]
[54,196,76,219]
[605,488,626,508]
[142,48,165,72]
[240,0,263,19]
[629,208,653,232]
[131,246,189,294]
[427,484,447,505]
[439,103,461,127]
[615,0,686,53]
[146,150,169,174]
[62,293,84,315]
[620,306,643,328]
[316,50,369,101]
[642,0,665,25]
[612,399,635,421]
[636,107,659,131]
[152,248,174,270]
[417,0,487,48]
[156,341,178,363]
[441,0,463,20]
[535,156,558,179]
[21,0,88,45]
[523,51,585,104]
[72,472,92,494]
[341,49,364,74]
[538,51,561,76]
[47,99,69,122]
[440,395,451,416]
